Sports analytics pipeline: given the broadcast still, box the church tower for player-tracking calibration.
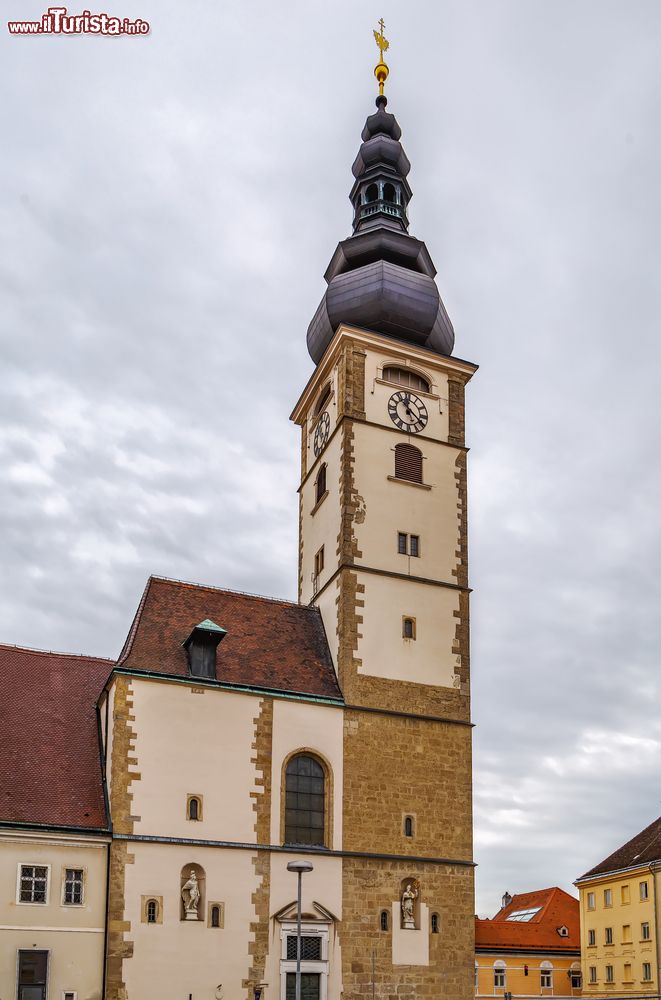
[291,26,476,999]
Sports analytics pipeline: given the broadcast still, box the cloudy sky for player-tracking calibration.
[2,0,660,914]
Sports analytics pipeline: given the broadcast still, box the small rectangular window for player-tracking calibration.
[621,884,630,904]
[643,962,652,982]
[63,868,84,905]
[409,534,419,557]
[63,992,77,1000]
[589,967,597,984]
[541,969,552,988]
[570,971,582,989]
[397,532,408,554]
[19,864,48,903]
[314,546,324,577]
[402,617,416,640]
[587,891,595,910]
[605,926,613,944]
[588,929,596,945]
[604,888,612,907]
[605,965,614,983]
[494,968,506,988]
[640,880,649,901]
[622,924,631,943]
[642,921,651,940]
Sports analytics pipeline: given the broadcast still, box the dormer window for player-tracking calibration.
[183,619,227,679]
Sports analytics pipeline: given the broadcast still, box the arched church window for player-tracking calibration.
[365,182,379,203]
[284,754,326,846]
[315,463,327,505]
[382,366,430,392]
[211,904,221,927]
[394,444,423,484]
[383,182,397,204]
[404,816,414,837]
[431,912,440,933]
[147,899,158,923]
[380,909,389,931]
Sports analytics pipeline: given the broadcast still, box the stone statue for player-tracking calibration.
[181,869,200,920]
[401,881,419,929]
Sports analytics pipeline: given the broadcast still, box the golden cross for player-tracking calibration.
[373,18,389,60]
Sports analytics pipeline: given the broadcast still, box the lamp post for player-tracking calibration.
[286,860,314,1000]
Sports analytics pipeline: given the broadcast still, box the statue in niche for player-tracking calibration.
[401,880,419,929]
[181,869,201,920]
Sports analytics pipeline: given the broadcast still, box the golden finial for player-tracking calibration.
[373,18,390,97]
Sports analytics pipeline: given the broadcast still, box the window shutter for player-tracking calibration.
[395,444,423,483]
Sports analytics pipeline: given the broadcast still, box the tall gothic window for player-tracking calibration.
[394,444,423,483]
[285,754,326,846]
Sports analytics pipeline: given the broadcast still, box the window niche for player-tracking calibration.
[141,894,163,925]
[403,815,415,838]
[380,909,390,932]
[431,912,440,934]
[208,901,224,928]
[180,863,205,921]
[186,794,203,822]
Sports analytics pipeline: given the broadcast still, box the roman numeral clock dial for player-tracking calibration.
[313,411,331,456]
[387,391,428,433]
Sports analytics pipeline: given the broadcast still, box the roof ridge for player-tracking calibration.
[148,573,312,610]
[0,642,113,663]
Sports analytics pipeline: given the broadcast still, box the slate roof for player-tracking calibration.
[475,887,580,952]
[118,576,342,701]
[578,816,661,879]
[0,644,111,830]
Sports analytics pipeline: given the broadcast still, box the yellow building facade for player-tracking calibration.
[575,817,661,998]
[475,888,582,1000]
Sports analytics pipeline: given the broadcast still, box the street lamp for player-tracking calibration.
[287,860,314,1000]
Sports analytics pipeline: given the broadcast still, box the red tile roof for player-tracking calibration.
[118,576,342,701]
[475,888,580,952]
[0,644,111,830]
[579,815,661,879]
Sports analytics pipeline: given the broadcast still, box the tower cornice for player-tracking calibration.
[290,323,477,426]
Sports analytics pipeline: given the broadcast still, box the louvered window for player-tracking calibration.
[383,366,430,392]
[394,444,423,483]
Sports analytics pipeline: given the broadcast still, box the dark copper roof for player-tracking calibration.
[118,576,342,700]
[579,816,661,879]
[0,644,111,830]
[475,888,580,952]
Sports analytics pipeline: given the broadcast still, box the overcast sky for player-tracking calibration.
[2,0,660,915]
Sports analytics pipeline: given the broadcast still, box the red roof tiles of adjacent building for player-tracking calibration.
[578,815,661,879]
[0,644,111,830]
[475,888,580,952]
[118,576,342,701]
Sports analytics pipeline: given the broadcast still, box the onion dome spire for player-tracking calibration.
[306,26,456,364]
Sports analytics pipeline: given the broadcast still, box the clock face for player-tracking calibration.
[313,411,331,456]
[388,391,429,433]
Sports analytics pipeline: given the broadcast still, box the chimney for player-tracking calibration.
[501,891,512,910]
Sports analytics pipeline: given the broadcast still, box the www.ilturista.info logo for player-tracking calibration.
[8,7,150,34]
